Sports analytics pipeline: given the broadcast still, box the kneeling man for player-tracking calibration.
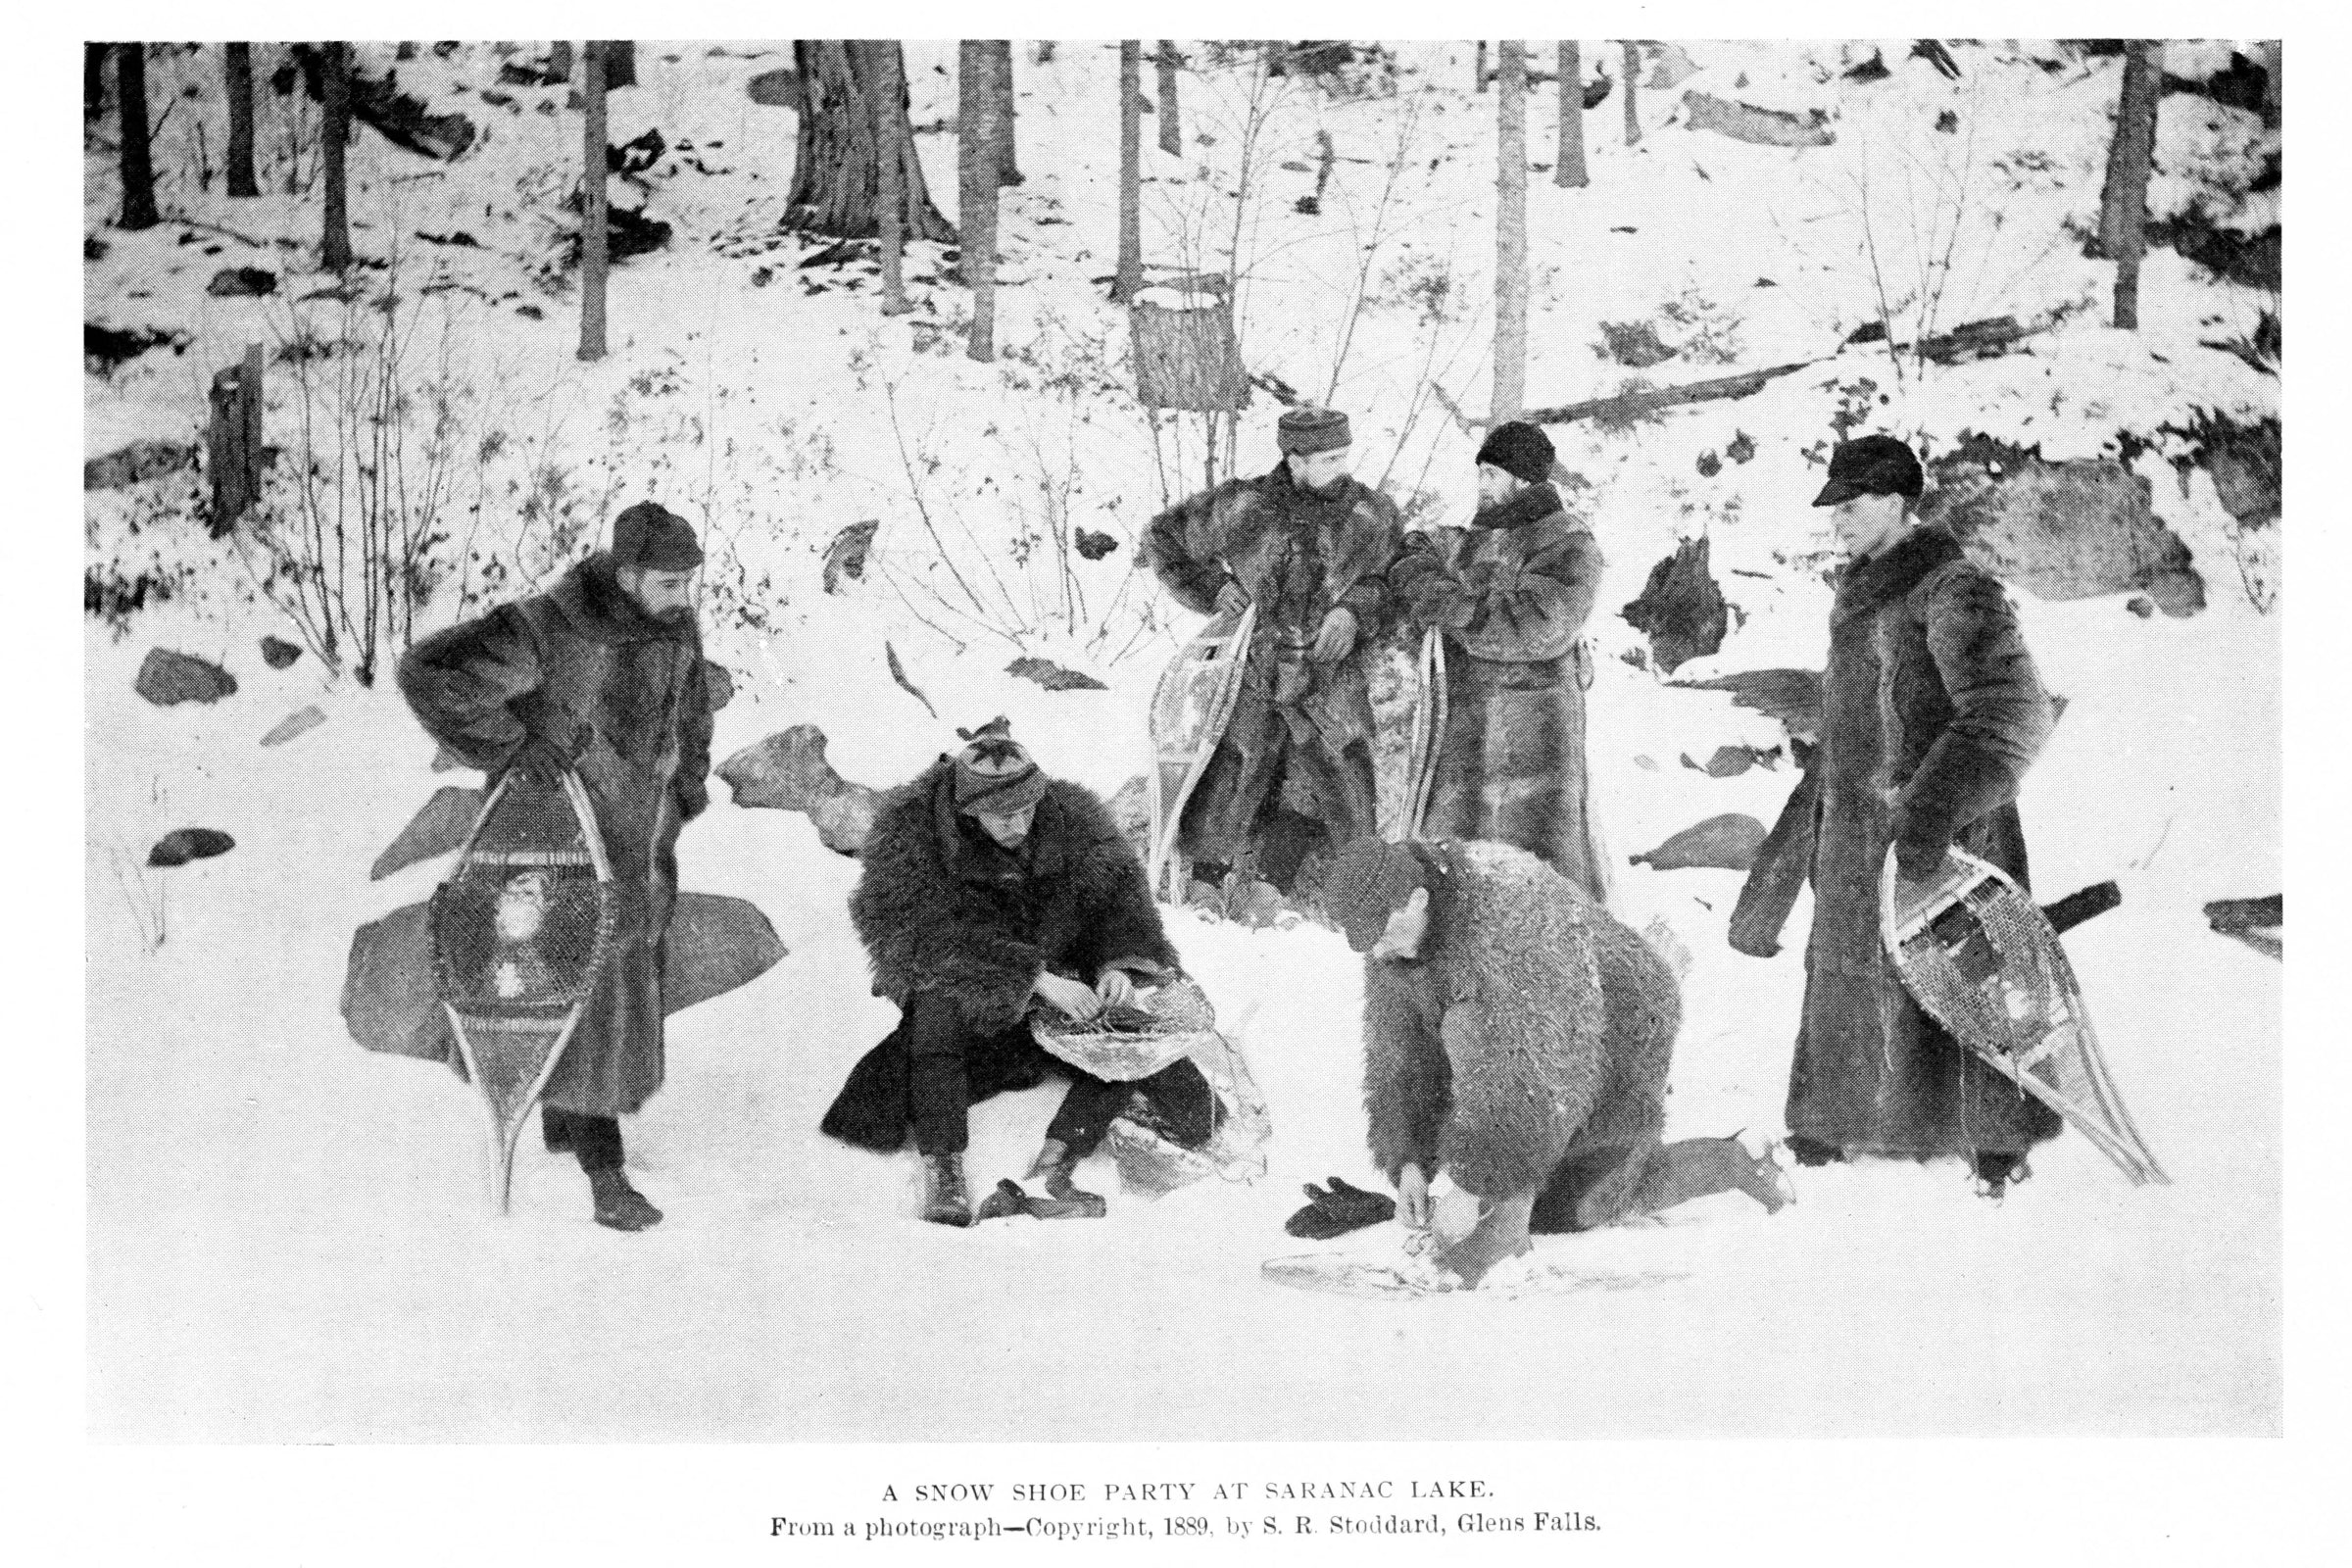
[822,719,1215,1226]
[1323,838,1789,1285]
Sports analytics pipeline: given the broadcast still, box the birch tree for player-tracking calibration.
[1494,42,1529,421]
[1115,41,1145,303]
[579,41,609,361]
[117,44,160,231]
[224,43,259,198]
[958,41,1001,362]
[1555,41,1589,188]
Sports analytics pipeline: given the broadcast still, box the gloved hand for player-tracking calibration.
[1310,606,1358,662]
[1888,801,1949,881]
[503,731,580,790]
[1283,1176,1397,1240]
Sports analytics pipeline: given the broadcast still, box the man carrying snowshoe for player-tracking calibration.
[1141,407,1401,896]
[1391,419,1610,901]
[821,719,1217,1226]
[1317,837,1790,1287]
[397,501,719,1232]
[1729,434,2060,1198]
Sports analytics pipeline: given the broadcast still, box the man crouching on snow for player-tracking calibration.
[820,719,1217,1226]
[1321,838,1792,1287]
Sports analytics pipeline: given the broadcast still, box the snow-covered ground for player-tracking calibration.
[82,39,2286,1446]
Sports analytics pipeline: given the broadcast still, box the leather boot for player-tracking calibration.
[1023,1139,1107,1219]
[588,1167,663,1232]
[921,1153,973,1227]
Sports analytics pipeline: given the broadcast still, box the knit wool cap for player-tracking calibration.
[1811,434,1926,507]
[1475,420,1556,486]
[951,716,1050,816]
[1322,837,1430,953]
[1277,406,1352,456]
[611,501,706,570]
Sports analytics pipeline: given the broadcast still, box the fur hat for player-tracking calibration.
[611,501,705,569]
[951,716,1049,816]
[1322,838,1431,952]
[1475,420,1555,486]
[1277,406,1352,456]
[1812,434,1925,507]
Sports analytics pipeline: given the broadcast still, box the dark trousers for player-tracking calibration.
[906,991,1213,1157]
[542,1105,624,1171]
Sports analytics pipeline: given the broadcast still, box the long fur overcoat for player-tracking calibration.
[397,554,715,1117]
[1391,484,1609,902]
[1363,841,1680,1202]
[1739,525,2061,1159]
[848,760,1180,1033]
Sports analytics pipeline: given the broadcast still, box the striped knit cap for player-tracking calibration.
[951,716,1050,816]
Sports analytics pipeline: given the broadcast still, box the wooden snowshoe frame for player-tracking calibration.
[1882,847,2169,1186]
[1146,602,1257,901]
[432,767,618,1215]
[1402,625,1448,841]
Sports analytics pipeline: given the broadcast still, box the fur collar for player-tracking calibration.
[547,554,700,646]
[1261,459,1371,517]
[1471,481,1564,532]
[1832,525,1964,623]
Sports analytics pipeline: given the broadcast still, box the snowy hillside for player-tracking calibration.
[83,39,2282,1448]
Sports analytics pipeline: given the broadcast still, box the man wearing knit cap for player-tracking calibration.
[1392,419,1609,900]
[398,500,720,1232]
[1140,407,1403,894]
[822,718,1217,1226]
[1317,836,1789,1287]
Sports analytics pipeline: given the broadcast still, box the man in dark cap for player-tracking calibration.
[1731,433,2060,1197]
[1391,419,1609,900]
[1141,407,1403,895]
[1319,836,1788,1287]
[820,719,1217,1227]
[398,500,721,1231]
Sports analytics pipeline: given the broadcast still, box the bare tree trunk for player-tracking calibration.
[1475,40,1489,92]
[1555,40,1589,188]
[224,43,259,198]
[579,41,609,361]
[863,42,912,317]
[549,40,573,83]
[1494,42,1529,422]
[989,40,1022,186]
[1622,42,1642,145]
[1115,41,1145,303]
[958,41,1000,363]
[320,42,353,269]
[785,41,956,241]
[2105,41,2162,329]
[116,45,160,230]
[1155,42,1182,156]
[86,42,109,122]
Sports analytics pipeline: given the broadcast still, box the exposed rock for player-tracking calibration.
[85,322,189,374]
[822,519,880,593]
[1918,441,2204,613]
[1007,657,1109,693]
[1683,91,1835,148]
[260,634,304,668]
[148,828,236,867]
[85,441,198,491]
[2204,894,2281,960]
[1673,667,1823,741]
[703,661,735,710]
[1075,528,1120,561]
[2126,596,2156,618]
[1629,813,1768,872]
[1681,743,1780,778]
[1645,42,1702,90]
[1620,537,1730,674]
[206,267,278,297]
[135,648,237,706]
[370,787,487,880]
[717,725,883,857]
[746,69,804,110]
[662,893,790,1012]
[261,706,326,747]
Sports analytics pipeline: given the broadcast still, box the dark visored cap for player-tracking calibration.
[1322,838,1428,953]
[612,501,706,569]
[1811,433,1925,507]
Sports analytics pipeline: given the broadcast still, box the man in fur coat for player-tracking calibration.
[1730,435,2059,1197]
[397,502,718,1232]
[1141,407,1402,893]
[821,720,1216,1227]
[1391,420,1609,902]
[1324,838,1790,1287]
